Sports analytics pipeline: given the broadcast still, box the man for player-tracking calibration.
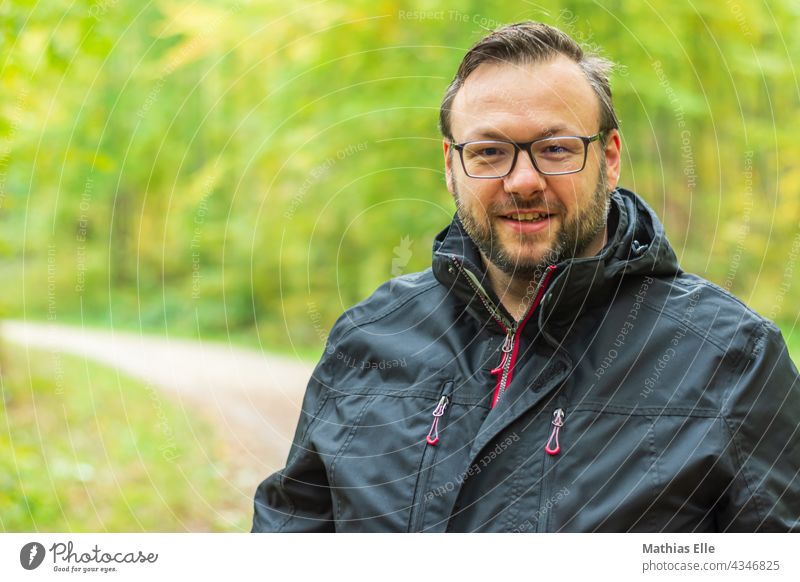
[252,21,799,532]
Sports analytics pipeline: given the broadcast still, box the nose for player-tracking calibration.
[503,147,547,196]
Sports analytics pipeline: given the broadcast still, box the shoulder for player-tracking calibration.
[642,271,782,367]
[317,268,463,393]
[325,268,444,346]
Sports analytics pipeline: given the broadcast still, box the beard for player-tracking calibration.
[453,160,610,279]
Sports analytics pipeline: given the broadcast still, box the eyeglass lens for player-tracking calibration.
[461,136,587,177]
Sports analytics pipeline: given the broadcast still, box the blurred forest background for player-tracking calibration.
[2,0,800,350]
[1,0,798,531]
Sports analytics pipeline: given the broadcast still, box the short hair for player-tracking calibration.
[439,21,619,141]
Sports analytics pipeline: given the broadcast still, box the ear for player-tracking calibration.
[603,129,622,191]
[443,139,456,198]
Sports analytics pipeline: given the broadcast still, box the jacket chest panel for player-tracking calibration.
[311,382,489,532]
[513,407,726,532]
[446,400,728,532]
[561,294,730,410]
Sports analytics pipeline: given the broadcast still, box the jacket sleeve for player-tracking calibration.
[251,349,335,532]
[718,321,800,532]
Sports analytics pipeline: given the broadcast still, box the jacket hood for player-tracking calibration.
[432,187,682,331]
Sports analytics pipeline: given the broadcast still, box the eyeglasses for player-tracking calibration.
[451,132,604,178]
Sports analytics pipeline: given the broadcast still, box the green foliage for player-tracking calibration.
[1,0,798,353]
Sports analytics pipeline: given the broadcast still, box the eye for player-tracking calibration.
[535,137,583,157]
[542,144,569,154]
[479,147,504,157]
[463,143,512,159]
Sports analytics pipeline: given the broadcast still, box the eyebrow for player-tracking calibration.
[464,125,573,141]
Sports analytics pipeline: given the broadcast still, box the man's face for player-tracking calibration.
[443,56,621,278]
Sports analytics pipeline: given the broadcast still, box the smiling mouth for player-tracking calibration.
[500,211,554,222]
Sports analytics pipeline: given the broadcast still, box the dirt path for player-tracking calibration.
[0,320,315,489]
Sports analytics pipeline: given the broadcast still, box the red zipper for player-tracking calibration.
[489,333,513,408]
[489,265,556,408]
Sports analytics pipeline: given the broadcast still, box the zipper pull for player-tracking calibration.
[426,396,449,446]
[489,330,517,408]
[501,331,514,353]
[490,331,514,375]
[544,408,565,455]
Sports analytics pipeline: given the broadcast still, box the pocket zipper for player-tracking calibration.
[410,382,454,532]
[426,395,450,446]
[544,408,566,455]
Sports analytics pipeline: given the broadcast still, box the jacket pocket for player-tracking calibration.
[317,380,459,531]
[408,380,455,532]
[536,406,567,532]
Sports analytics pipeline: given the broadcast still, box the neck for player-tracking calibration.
[484,226,608,322]
[483,261,538,322]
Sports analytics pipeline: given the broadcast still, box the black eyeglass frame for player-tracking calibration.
[450,132,605,178]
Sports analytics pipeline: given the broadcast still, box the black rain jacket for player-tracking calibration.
[252,188,800,532]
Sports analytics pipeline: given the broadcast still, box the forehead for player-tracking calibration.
[450,55,600,141]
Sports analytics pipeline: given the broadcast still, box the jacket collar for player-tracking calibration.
[431,188,681,333]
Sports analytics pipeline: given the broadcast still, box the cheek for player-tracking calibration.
[555,179,588,212]
[464,186,495,220]
[454,177,477,204]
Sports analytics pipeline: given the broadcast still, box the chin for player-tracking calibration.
[499,246,559,274]
[504,239,556,262]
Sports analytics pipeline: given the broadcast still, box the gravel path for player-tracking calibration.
[1,320,314,488]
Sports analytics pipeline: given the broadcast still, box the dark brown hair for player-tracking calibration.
[439,21,619,140]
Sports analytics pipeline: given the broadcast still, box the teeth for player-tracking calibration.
[507,212,548,221]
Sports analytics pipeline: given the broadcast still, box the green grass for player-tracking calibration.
[0,342,252,532]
